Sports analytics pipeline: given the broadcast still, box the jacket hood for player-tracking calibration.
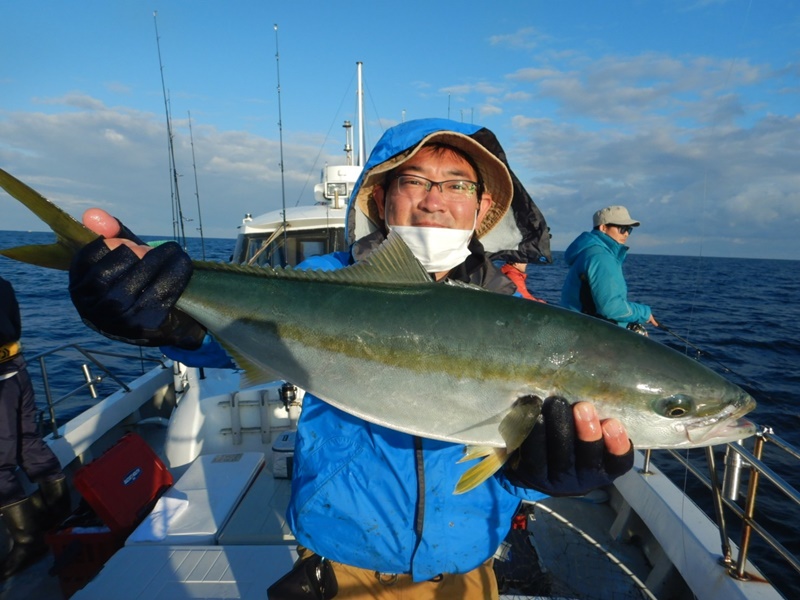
[564,229,628,266]
[345,118,552,265]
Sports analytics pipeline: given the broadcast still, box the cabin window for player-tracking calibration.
[234,228,346,267]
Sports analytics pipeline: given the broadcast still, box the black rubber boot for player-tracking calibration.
[0,497,48,580]
[38,475,72,530]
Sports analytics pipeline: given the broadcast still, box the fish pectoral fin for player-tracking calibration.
[499,395,542,453]
[454,446,509,495]
[217,342,283,388]
[453,396,542,495]
[457,445,494,464]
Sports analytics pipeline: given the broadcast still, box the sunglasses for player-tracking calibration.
[609,224,634,235]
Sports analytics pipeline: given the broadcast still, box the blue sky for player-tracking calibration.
[1,0,799,259]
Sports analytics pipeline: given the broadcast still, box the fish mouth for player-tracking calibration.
[684,394,757,446]
[686,416,757,446]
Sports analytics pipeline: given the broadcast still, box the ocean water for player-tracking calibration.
[530,250,800,597]
[0,230,798,595]
[0,232,232,413]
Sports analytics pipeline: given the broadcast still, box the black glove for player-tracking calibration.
[68,221,206,349]
[504,396,634,496]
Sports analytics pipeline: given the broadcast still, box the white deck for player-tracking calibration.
[72,545,298,600]
[127,452,265,546]
[218,470,295,545]
[77,457,296,599]
[11,363,788,600]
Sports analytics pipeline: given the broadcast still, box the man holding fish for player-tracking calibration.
[66,119,634,598]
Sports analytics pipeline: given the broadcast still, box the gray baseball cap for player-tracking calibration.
[593,205,641,227]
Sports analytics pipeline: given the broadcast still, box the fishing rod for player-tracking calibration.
[273,23,289,260]
[153,11,188,249]
[655,322,772,403]
[656,323,734,374]
[187,111,207,260]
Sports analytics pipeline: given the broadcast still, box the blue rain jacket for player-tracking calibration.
[283,251,545,581]
[560,229,652,325]
[165,118,548,581]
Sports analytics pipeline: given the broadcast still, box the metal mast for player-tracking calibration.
[356,61,365,167]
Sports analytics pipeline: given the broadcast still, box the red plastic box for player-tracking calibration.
[46,526,121,598]
[73,432,173,533]
[46,432,173,597]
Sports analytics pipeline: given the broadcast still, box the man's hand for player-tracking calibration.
[68,209,206,348]
[81,208,152,257]
[504,396,634,496]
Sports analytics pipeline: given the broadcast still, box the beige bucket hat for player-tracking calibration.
[353,130,514,239]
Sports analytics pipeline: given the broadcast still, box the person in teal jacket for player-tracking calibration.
[68,119,634,599]
[561,205,658,330]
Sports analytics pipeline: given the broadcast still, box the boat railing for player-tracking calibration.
[26,343,167,439]
[644,425,800,588]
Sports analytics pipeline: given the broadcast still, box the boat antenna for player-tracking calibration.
[343,121,353,166]
[153,11,187,248]
[187,110,206,260]
[356,61,365,166]
[274,24,289,257]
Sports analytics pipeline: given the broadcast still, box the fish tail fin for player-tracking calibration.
[0,168,98,270]
[454,446,510,495]
[453,395,542,495]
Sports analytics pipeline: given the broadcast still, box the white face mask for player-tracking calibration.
[388,224,474,273]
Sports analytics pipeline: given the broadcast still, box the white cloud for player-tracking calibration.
[2,30,798,260]
[440,82,506,97]
[507,68,561,81]
[508,108,800,258]
[503,91,533,102]
[0,97,341,239]
[479,104,503,117]
[488,27,548,50]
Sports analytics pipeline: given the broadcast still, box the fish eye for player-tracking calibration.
[655,394,695,418]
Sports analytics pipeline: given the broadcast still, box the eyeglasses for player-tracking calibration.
[609,224,634,235]
[392,174,479,203]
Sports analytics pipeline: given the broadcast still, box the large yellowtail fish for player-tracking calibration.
[0,168,756,493]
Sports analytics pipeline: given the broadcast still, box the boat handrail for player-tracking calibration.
[26,343,167,439]
[645,425,800,587]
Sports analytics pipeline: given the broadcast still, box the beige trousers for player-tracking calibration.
[297,547,498,600]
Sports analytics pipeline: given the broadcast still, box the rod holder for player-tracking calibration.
[722,443,746,502]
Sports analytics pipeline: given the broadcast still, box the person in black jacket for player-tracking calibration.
[0,276,71,579]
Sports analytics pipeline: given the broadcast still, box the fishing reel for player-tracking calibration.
[279,382,299,411]
[626,323,649,336]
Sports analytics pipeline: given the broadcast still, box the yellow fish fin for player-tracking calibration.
[454,447,510,495]
[453,395,542,494]
[457,445,494,464]
[499,395,542,453]
[215,341,282,388]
